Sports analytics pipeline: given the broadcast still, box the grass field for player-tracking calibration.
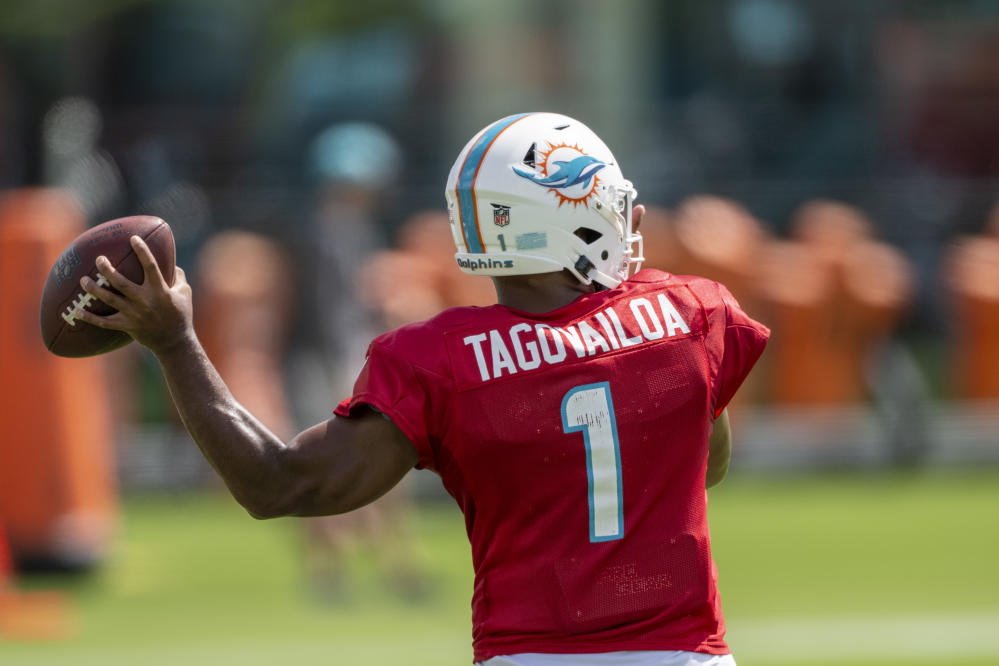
[2,469,999,665]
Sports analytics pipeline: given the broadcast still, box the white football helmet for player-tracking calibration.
[445,112,643,289]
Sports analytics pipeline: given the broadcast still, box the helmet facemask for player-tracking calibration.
[573,178,643,288]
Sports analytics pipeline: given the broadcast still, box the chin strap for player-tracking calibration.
[590,269,622,289]
[574,255,595,278]
[573,254,621,291]
[573,254,623,290]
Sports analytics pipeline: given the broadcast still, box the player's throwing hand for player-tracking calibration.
[76,235,194,355]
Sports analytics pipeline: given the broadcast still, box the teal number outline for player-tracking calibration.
[560,382,624,542]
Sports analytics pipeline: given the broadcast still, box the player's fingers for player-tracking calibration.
[173,265,188,286]
[130,235,167,289]
[73,307,128,331]
[94,255,141,298]
[80,274,129,311]
[632,204,645,232]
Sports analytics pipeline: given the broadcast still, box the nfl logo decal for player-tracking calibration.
[491,203,511,227]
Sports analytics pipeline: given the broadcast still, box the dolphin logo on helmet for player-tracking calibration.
[513,155,607,190]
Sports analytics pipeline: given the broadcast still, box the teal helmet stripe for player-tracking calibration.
[456,113,533,253]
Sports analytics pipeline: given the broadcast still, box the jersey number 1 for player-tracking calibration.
[560,382,624,542]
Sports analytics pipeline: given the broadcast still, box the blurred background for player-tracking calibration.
[1,1,998,664]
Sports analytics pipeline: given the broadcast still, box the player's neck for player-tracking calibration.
[493,272,596,314]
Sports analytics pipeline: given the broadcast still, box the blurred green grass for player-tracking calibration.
[2,469,998,665]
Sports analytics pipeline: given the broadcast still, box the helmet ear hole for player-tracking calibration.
[601,250,609,260]
[573,227,603,244]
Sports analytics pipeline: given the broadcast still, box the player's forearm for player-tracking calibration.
[152,330,291,516]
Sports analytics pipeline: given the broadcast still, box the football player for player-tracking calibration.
[77,112,769,666]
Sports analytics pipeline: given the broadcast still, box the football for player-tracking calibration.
[39,215,176,357]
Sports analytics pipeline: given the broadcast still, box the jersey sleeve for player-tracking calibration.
[333,340,437,470]
[711,285,770,418]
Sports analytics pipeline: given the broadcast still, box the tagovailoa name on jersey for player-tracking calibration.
[463,294,691,382]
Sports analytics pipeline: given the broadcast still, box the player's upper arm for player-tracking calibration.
[252,407,418,519]
[706,408,731,489]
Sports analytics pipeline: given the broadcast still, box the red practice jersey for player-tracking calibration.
[335,269,769,662]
